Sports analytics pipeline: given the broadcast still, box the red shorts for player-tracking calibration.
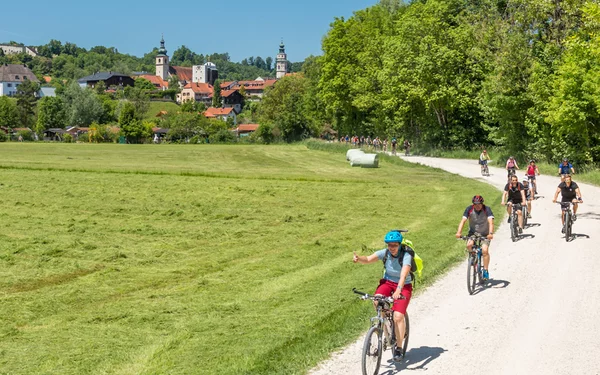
[374,279,413,314]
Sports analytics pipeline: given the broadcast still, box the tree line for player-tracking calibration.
[0,40,302,82]
[308,0,600,164]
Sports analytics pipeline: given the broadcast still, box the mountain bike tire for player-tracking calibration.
[362,326,382,375]
[511,215,518,242]
[401,313,410,357]
[565,211,572,242]
[467,255,477,295]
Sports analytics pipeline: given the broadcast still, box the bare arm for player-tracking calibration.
[501,191,508,205]
[521,190,526,203]
[393,264,413,299]
[487,217,494,239]
[353,252,380,264]
[575,188,582,200]
[456,217,468,237]
[552,187,561,202]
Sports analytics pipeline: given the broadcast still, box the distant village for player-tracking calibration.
[0,37,294,139]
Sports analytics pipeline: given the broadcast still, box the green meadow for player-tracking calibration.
[0,143,500,375]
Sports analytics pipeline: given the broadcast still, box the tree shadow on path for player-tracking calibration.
[381,346,447,373]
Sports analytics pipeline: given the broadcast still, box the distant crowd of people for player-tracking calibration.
[337,135,411,155]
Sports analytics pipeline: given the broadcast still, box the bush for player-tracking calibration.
[63,133,73,143]
[0,132,7,142]
[209,129,236,144]
[17,129,34,141]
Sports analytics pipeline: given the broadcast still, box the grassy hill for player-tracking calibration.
[0,143,501,374]
[145,101,181,121]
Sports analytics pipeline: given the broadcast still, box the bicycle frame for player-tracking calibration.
[462,234,484,294]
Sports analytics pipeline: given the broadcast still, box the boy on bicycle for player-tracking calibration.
[558,158,575,181]
[353,230,413,362]
[526,160,540,195]
[455,195,494,279]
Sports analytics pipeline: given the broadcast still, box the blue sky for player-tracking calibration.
[0,0,379,63]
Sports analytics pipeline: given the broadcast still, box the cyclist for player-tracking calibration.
[552,174,583,231]
[403,139,411,156]
[501,175,526,233]
[353,230,413,362]
[526,160,540,195]
[558,158,575,181]
[506,156,519,181]
[455,195,494,279]
[479,150,490,174]
[522,178,533,218]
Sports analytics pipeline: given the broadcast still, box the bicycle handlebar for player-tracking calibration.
[353,288,404,301]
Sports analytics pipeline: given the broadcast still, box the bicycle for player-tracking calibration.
[508,202,523,242]
[353,288,409,375]
[460,234,486,295]
[527,175,538,195]
[481,161,489,176]
[522,202,529,228]
[556,201,580,242]
[507,168,517,183]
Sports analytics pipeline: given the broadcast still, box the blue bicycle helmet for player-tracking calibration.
[384,230,403,243]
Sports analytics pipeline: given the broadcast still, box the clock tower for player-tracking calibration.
[276,40,288,79]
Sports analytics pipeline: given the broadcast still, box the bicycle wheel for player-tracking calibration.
[400,313,410,357]
[522,206,528,227]
[565,211,572,242]
[362,325,382,375]
[484,165,489,176]
[477,253,484,284]
[510,215,518,242]
[467,255,477,295]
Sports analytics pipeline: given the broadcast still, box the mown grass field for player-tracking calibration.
[0,143,501,375]
[145,101,181,121]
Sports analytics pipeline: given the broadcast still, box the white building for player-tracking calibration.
[0,64,39,97]
[0,44,38,57]
[192,62,218,85]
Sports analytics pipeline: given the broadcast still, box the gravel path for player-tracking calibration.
[309,156,600,375]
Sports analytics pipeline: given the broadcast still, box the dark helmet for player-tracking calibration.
[472,195,484,204]
[529,159,535,163]
[509,156,514,159]
[563,157,569,162]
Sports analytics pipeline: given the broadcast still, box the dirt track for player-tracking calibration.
[309,157,600,375]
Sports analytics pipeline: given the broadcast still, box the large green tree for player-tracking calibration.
[35,96,66,133]
[0,97,19,128]
[15,79,40,129]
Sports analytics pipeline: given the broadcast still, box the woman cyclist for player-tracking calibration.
[353,230,413,362]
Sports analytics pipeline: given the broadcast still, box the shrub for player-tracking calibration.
[63,133,73,143]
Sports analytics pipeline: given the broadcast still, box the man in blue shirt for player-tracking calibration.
[558,158,575,181]
[353,230,413,362]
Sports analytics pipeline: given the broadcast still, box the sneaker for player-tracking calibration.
[482,269,489,280]
[518,227,523,234]
[527,213,532,219]
[562,227,565,234]
[573,214,577,222]
[508,217,511,223]
[393,348,404,362]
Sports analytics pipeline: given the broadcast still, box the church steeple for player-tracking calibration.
[156,34,169,81]
[276,39,288,79]
[158,34,167,56]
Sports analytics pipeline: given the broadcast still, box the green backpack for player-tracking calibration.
[382,238,423,283]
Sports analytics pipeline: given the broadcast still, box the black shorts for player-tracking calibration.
[527,175,536,181]
[508,200,523,207]
[561,196,577,203]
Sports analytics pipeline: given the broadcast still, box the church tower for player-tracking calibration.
[276,40,288,79]
[156,35,169,81]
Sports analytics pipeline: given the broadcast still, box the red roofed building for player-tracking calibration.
[234,123,259,137]
[220,78,277,100]
[178,82,213,106]
[204,107,237,124]
[136,74,169,90]
[221,89,244,113]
